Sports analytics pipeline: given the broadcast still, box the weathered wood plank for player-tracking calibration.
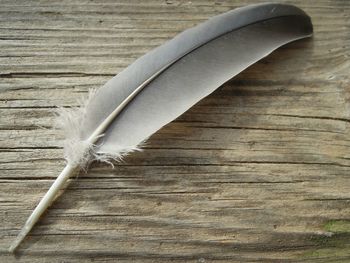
[1,0,349,262]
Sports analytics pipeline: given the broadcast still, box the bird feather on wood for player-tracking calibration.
[9,3,313,252]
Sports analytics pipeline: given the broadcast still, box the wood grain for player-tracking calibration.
[1,0,349,262]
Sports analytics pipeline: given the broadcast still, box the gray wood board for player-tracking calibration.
[0,0,349,262]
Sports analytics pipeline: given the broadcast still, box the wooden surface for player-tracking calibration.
[1,0,349,262]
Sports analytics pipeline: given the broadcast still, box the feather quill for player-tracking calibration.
[9,3,313,252]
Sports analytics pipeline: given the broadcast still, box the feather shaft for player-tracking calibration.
[9,164,78,252]
[8,74,158,251]
[8,65,162,250]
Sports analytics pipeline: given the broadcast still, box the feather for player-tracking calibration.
[9,3,313,252]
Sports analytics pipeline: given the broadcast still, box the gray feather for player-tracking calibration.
[9,4,314,252]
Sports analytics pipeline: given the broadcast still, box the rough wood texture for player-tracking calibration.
[1,0,349,262]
